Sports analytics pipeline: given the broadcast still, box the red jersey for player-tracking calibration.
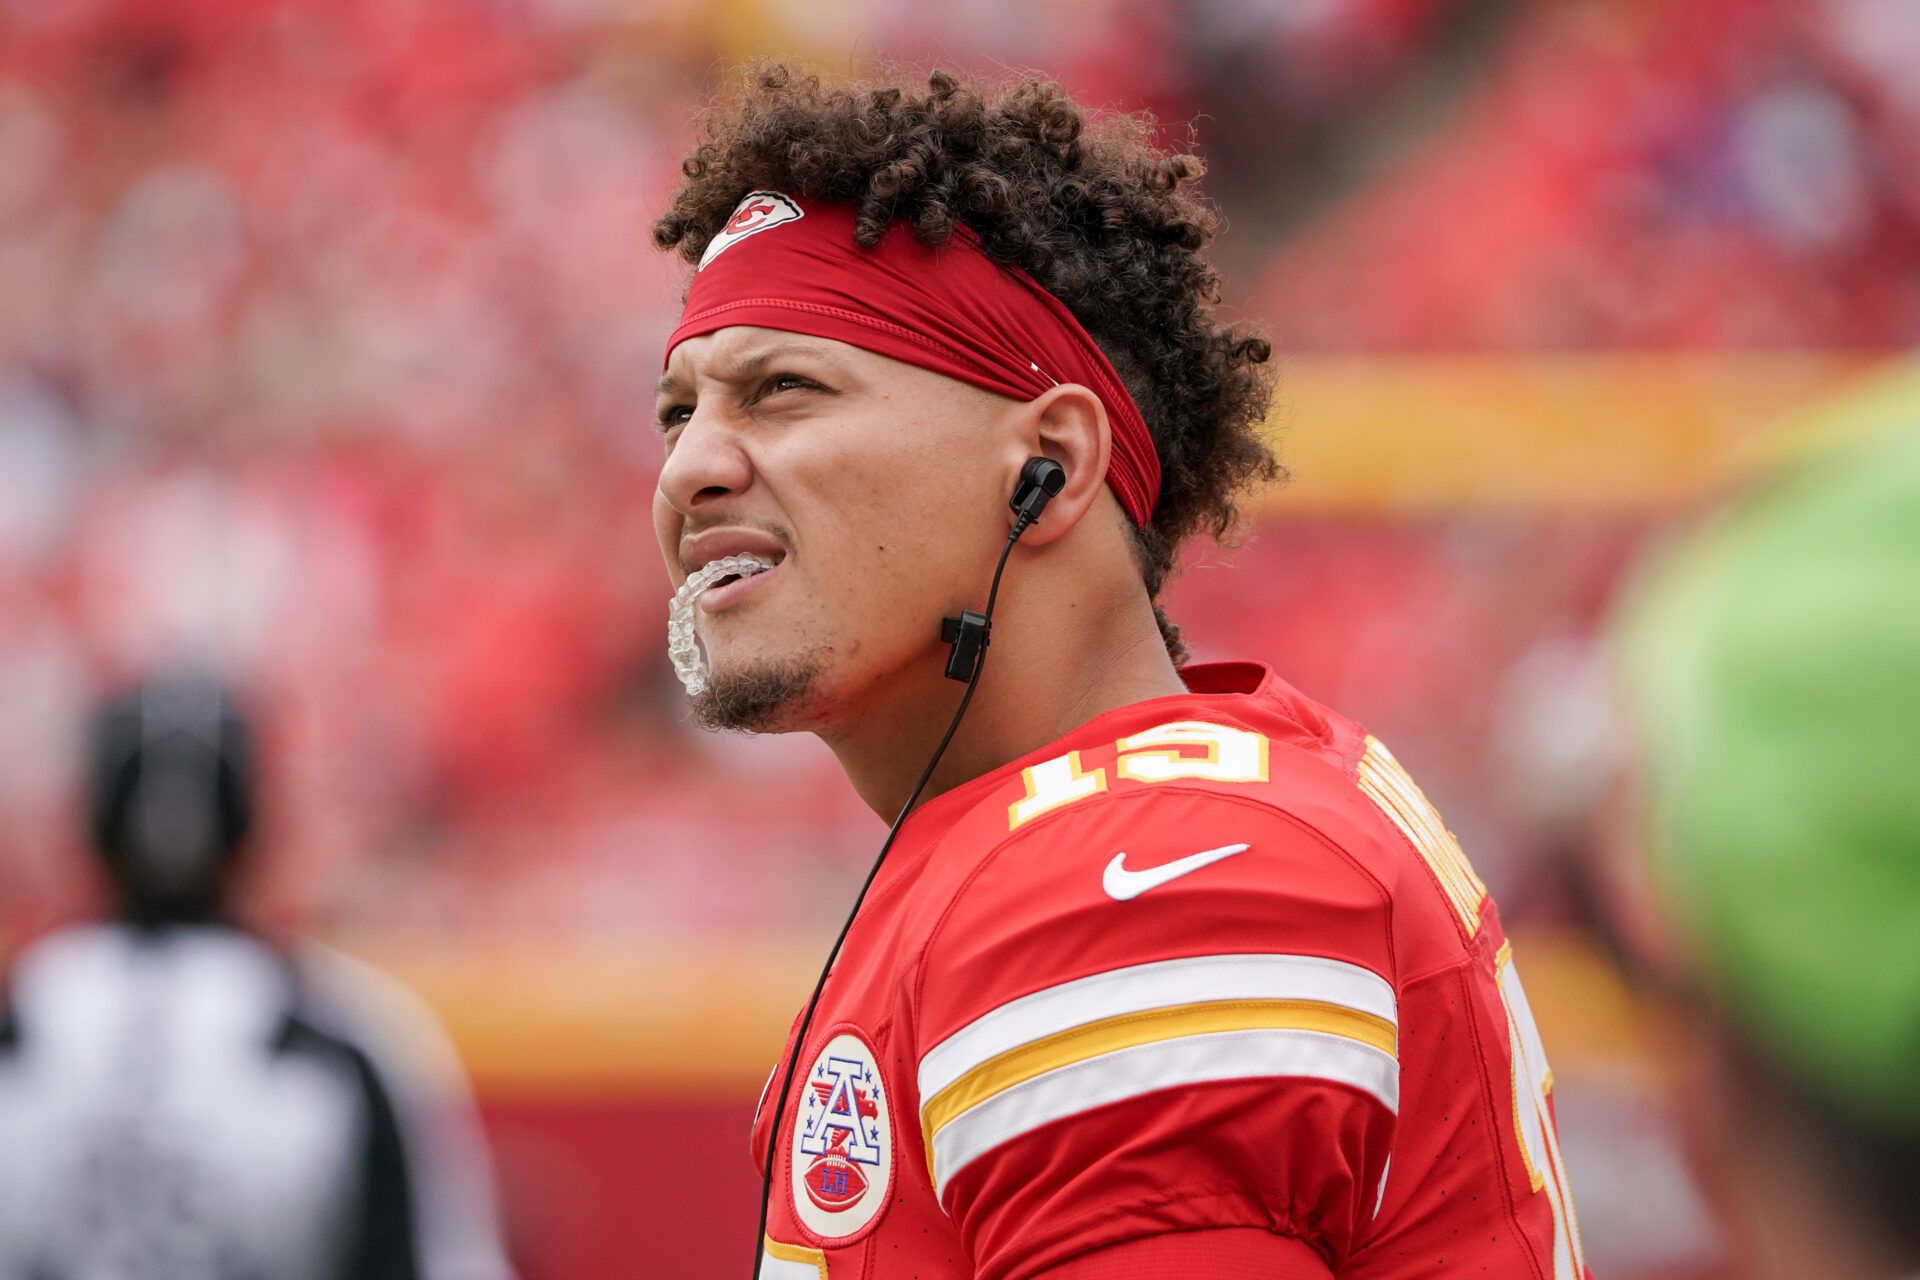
[753,662,1587,1280]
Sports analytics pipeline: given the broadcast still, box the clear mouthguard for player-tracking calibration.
[667,553,777,696]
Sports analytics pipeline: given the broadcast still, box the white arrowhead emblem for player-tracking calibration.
[1101,843,1250,901]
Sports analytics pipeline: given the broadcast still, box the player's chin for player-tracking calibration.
[692,652,828,735]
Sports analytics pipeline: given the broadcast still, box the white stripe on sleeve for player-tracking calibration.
[918,953,1395,1102]
[929,1027,1399,1197]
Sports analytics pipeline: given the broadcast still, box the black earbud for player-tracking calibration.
[1010,457,1067,530]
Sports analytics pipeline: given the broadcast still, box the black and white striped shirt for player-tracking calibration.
[0,924,513,1280]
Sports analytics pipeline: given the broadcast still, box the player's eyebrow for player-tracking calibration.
[656,341,836,401]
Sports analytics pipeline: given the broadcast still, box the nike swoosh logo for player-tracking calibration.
[1102,843,1250,901]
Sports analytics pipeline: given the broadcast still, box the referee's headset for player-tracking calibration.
[750,456,1068,1276]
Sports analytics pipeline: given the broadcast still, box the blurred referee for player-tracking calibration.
[0,669,514,1280]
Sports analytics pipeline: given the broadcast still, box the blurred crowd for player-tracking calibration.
[1,0,1915,948]
[1245,0,1920,348]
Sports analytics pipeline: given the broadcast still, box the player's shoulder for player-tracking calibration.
[914,672,1378,986]
[937,665,1421,914]
[914,664,1486,1011]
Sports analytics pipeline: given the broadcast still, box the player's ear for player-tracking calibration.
[1009,382,1112,547]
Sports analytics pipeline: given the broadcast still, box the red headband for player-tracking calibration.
[663,192,1161,527]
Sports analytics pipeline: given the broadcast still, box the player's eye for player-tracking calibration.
[656,403,693,433]
[753,372,819,402]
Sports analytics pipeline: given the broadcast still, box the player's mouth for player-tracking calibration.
[678,528,790,614]
[696,553,782,611]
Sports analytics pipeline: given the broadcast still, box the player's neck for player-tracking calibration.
[821,561,1186,822]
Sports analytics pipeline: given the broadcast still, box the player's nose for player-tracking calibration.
[657,410,753,518]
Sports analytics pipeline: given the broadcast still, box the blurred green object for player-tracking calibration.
[1614,372,1920,1133]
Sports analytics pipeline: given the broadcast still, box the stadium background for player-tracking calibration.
[0,0,1914,1275]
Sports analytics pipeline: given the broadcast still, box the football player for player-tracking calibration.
[652,67,1588,1280]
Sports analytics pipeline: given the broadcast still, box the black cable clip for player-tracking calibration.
[940,610,990,683]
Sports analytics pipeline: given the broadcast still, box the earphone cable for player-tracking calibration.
[749,518,1028,1275]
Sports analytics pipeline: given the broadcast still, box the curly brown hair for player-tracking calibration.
[652,65,1280,663]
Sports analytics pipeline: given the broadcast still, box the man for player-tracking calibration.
[1609,414,1920,1280]
[0,670,514,1280]
[653,67,1587,1279]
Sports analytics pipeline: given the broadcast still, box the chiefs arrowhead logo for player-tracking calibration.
[727,197,779,233]
[699,191,804,269]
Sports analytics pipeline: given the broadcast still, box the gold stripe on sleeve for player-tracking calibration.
[919,997,1397,1151]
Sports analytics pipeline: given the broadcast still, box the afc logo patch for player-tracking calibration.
[789,1027,894,1243]
[699,191,804,269]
